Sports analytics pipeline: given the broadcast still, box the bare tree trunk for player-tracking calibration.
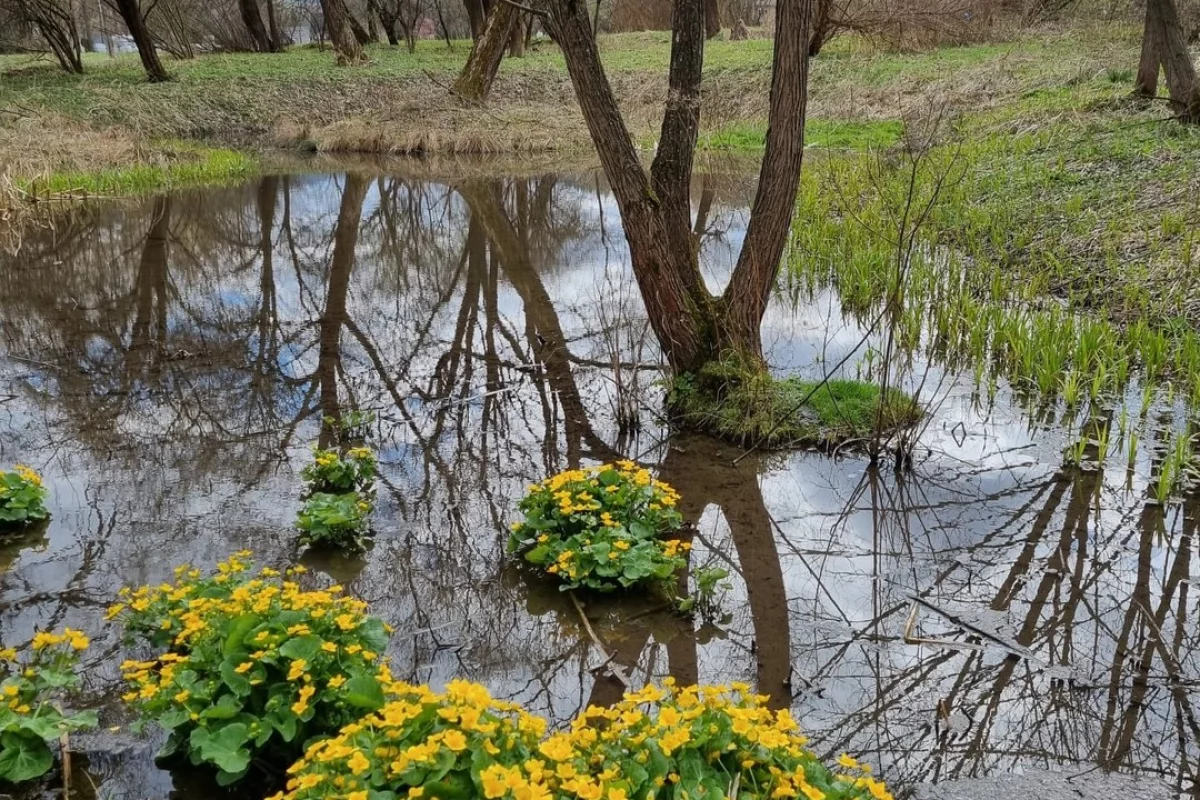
[108,0,169,81]
[1152,0,1200,122]
[371,0,398,44]
[76,0,95,52]
[453,0,519,101]
[509,11,526,56]
[464,0,486,37]
[320,0,366,63]
[265,0,283,50]
[347,5,373,43]
[809,0,835,56]
[705,0,720,38]
[1136,0,1161,98]
[98,0,116,56]
[366,1,379,41]
[724,0,814,354]
[238,0,272,51]
[434,0,453,46]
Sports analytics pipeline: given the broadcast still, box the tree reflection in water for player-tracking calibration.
[0,168,1195,797]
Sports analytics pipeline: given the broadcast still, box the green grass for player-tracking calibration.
[0,23,1139,154]
[698,119,905,151]
[787,59,1200,434]
[18,145,256,199]
[668,358,921,448]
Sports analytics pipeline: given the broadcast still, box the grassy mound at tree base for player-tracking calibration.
[668,360,922,450]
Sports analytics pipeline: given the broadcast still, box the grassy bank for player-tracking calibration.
[788,52,1200,478]
[0,24,1142,183]
[17,144,255,199]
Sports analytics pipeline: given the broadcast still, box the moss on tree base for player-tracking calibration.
[667,360,922,450]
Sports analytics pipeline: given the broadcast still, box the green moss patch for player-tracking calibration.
[667,360,921,449]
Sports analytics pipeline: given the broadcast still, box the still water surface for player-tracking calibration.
[0,164,1195,797]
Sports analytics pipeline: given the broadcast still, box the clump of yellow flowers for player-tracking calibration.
[108,552,395,785]
[297,445,379,552]
[0,464,50,529]
[276,678,892,800]
[268,679,547,800]
[509,462,690,593]
[0,630,97,784]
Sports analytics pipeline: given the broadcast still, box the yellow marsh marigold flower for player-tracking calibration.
[441,729,468,752]
[15,465,42,487]
[292,685,316,716]
[347,750,371,775]
[31,631,64,651]
[538,735,573,762]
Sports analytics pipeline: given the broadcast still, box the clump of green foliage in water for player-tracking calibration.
[509,462,691,593]
[0,466,49,530]
[0,631,97,784]
[297,446,377,552]
[667,357,921,449]
[109,553,393,787]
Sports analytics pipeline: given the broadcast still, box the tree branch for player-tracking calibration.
[500,0,546,19]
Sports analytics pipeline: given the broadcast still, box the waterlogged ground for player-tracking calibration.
[0,163,1194,799]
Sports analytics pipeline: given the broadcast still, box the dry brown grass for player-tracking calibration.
[0,114,143,183]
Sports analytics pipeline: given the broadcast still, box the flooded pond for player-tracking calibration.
[0,162,1195,798]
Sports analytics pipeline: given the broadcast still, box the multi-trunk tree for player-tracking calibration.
[9,0,84,73]
[536,0,814,379]
[1136,0,1200,123]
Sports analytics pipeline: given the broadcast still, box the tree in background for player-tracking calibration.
[320,0,367,62]
[463,0,490,37]
[452,0,519,100]
[1136,0,1200,123]
[705,0,721,36]
[3,0,84,73]
[238,0,282,51]
[106,0,171,81]
[538,0,814,378]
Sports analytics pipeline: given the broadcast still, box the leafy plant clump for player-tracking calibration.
[508,462,690,593]
[546,681,893,800]
[108,552,394,786]
[276,679,894,800]
[668,359,921,449]
[269,679,548,800]
[296,492,374,551]
[0,631,97,784]
[301,447,377,495]
[297,446,377,552]
[0,466,49,529]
